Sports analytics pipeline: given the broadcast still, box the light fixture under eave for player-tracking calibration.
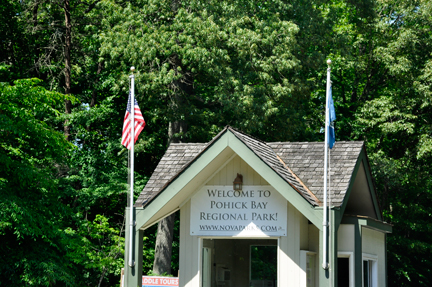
[233,173,243,191]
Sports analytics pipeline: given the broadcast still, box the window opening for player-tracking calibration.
[362,254,377,287]
[338,258,349,287]
[338,252,354,287]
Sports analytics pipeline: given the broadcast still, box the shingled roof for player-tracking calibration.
[135,126,364,208]
[268,141,364,206]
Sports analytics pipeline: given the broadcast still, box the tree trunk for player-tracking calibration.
[153,212,176,275]
[90,61,103,108]
[64,0,72,141]
[152,119,187,275]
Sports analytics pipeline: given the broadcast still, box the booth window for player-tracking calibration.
[362,254,378,287]
[338,252,354,287]
[250,245,277,287]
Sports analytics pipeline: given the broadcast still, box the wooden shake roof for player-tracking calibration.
[135,126,364,208]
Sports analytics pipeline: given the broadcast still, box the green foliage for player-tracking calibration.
[62,214,124,284]
[2,0,432,285]
[99,0,307,142]
[0,78,131,286]
[324,1,432,285]
[250,245,277,281]
[0,79,75,286]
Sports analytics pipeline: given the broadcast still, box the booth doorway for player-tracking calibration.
[201,239,277,287]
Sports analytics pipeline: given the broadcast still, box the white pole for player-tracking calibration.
[322,59,331,270]
[329,147,332,287]
[129,67,136,268]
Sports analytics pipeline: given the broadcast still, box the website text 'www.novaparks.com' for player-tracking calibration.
[199,225,278,232]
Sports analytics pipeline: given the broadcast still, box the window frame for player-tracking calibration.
[362,253,378,287]
[338,251,354,287]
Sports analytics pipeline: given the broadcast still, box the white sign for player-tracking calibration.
[142,276,179,287]
[190,186,287,236]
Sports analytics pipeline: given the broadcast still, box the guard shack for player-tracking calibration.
[124,126,392,287]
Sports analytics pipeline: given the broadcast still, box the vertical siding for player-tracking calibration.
[206,155,269,185]
[279,201,302,287]
[300,215,309,250]
[362,228,386,287]
[338,224,355,252]
[180,201,200,287]
[308,225,320,287]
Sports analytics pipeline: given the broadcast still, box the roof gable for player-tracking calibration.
[136,126,322,208]
[338,148,383,221]
[344,161,378,219]
[134,126,382,230]
[135,127,322,229]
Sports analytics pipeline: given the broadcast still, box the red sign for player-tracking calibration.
[142,276,179,287]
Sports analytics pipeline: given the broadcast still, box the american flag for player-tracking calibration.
[121,91,145,149]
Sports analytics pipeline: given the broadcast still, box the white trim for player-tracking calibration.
[198,237,202,287]
[201,246,211,287]
[300,250,317,287]
[277,237,280,287]
[362,253,378,261]
[338,252,354,287]
[139,208,179,230]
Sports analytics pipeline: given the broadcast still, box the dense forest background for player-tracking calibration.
[1,0,431,286]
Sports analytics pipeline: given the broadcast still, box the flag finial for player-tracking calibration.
[130,66,135,72]
[327,59,332,66]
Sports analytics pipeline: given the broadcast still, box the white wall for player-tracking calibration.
[338,224,355,252]
[279,200,303,287]
[337,224,355,287]
[180,155,308,287]
[180,200,200,287]
[362,228,386,287]
[205,155,269,186]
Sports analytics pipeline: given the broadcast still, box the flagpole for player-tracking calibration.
[329,146,332,286]
[129,67,136,268]
[322,59,331,270]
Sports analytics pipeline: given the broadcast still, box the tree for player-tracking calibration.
[315,1,432,285]
[2,0,432,285]
[352,1,432,284]
[99,0,306,274]
[0,78,75,285]
[0,0,134,283]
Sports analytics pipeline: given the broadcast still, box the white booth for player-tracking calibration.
[124,126,391,287]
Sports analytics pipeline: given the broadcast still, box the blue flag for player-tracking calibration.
[328,86,336,149]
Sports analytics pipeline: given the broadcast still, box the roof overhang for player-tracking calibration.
[341,215,392,234]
